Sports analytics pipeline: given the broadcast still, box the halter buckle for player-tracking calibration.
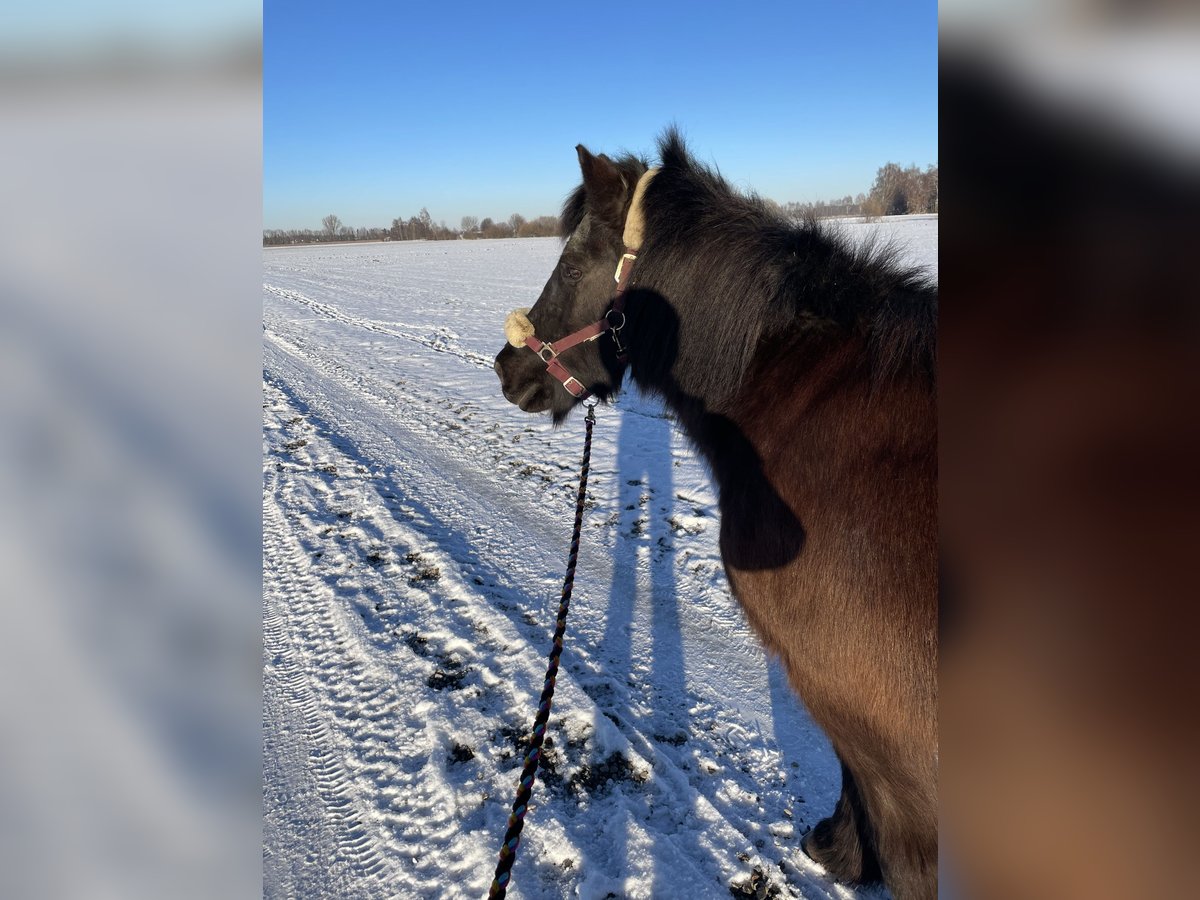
[613,252,638,285]
[537,344,557,362]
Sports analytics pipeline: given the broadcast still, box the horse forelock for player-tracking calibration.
[564,211,591,248]
[559,184,587,239]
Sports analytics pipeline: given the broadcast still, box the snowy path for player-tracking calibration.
[263,223,935,899]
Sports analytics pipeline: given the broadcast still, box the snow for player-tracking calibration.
[263,217,937,899]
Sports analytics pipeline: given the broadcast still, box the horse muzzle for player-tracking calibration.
[494,347,552,412]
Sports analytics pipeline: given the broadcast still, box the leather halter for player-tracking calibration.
[523,250,637,399]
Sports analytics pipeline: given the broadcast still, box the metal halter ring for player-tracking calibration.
[605,309,626,331]
[537,344,557,362]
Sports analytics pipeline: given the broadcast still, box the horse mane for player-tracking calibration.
[560,129,937,405]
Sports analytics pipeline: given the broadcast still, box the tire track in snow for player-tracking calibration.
[266,444,497,894]
[260,321,588,521]
[264,283,495,369]
[264,376,611,896]
[263,498,393,887]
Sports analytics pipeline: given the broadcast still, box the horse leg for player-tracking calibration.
[804,753,936,899]
[863,765,938,900]
[801,760,882,884]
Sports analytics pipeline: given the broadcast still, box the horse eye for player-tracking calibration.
[562,265,582,282]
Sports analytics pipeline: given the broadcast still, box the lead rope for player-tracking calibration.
[488,403,596,899]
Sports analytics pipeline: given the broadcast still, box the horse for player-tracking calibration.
[493,130,937,900]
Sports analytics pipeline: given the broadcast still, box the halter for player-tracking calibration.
[505,168,658,400]
[517,253,635,398]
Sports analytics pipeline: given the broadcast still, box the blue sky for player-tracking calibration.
[265,1,936,231]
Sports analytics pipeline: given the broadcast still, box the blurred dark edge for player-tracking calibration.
[940,42,1200,900]
[0,26,263,900]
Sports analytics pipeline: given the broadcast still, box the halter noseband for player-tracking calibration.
[505,168,658,401]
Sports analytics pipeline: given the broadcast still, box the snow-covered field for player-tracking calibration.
[262,216,937,899]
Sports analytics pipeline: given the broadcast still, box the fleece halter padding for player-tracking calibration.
[621,168,657,249]
[505,308,535,349]
[504,167,659,399]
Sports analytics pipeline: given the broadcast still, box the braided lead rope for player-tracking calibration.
[489,403,596,899]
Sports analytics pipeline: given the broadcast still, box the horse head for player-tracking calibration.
[493,146,652,423]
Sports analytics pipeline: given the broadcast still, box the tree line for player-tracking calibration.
[778,162,938,221]
[262,161,936,246]
[262,209,562,246]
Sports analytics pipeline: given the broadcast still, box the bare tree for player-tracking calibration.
[508,213,526,235]
[521,215,559,237]
[460,215,479,234]
[417,207,434,239]
[322,214,342,237]
[867,163,908,217]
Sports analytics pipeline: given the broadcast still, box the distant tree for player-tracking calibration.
[867,163,908,216]
[418,207,434,238]
[902,167,924,213]
[322,214,342,237]
[460,215,479,235]
[481,217,515,239]
[508,213,526,235]
[518,215,559,237]
[921,164,938,213]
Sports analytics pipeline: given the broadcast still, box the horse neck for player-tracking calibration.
[624,255,849,422]
[622,278,776,418]
[625,219,933,422]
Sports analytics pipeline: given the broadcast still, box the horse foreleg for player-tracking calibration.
[801,760,882,884]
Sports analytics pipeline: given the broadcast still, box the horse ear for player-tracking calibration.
[576,145,629,228]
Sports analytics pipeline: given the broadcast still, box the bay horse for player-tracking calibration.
[493,130,937,900]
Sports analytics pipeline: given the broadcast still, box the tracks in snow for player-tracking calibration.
[264,283,495,369]
[263,498,393,890]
